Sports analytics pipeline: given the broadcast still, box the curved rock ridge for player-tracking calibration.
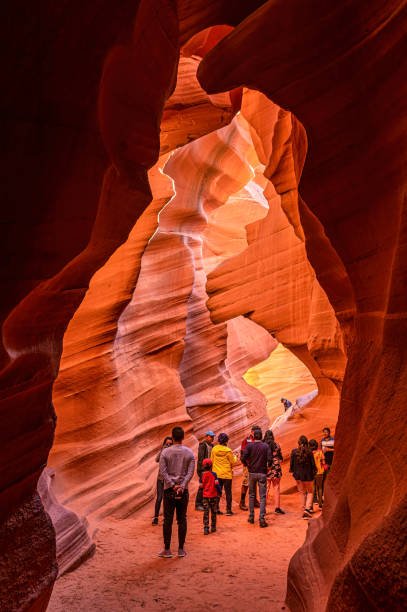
[50,111,274,528]
[198,2,407,609]
[2,1,405,610]
[50,155,175,522]
[37,469,95,576]
[1,0,182,607]
[163,114,274,442]
[161,56,235,154]
[42,22,242,574]
[206,90,345,400]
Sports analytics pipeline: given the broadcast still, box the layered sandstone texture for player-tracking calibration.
[49,112,272,525]
[198,1,407,610]
[1,1,406,612]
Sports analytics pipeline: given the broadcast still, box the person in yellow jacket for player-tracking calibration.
[210,432,237,515]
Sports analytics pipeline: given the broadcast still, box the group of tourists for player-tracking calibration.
[153,424,335,558]
[289,427,334,519]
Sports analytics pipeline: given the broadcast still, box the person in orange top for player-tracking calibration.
[309,439,325,508]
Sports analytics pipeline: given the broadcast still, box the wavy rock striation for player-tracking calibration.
[0,0,180,608]
[199,2,407,609]
[1,1,405,610]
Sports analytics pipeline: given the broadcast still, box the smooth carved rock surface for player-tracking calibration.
[198,2,407,610]
[37,469,95,576]
[50,113,273,526]
[206,91,345,400]
[1,1,406,610]
[0,0,180,608]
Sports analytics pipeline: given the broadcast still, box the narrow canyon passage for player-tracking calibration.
[1,2,406,611]
[48,471,311,612]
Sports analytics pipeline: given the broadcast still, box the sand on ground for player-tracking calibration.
[48,470,314,612]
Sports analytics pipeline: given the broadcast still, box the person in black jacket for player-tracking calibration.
[289,435,317,519]
[195,430,215,510]
[242,428,272,528]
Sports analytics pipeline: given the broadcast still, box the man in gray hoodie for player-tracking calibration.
[159,426,195,558]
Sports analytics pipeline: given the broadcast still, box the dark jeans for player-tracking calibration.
[249,472,267,520]
[195,475,203,507]
[218,478,232,512]
[203,497,217,529]
[163,488,189,550]
[154,479,164,518]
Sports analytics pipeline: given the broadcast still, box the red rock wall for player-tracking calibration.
[1,1,405,610]
[198,1,407,609]
[49,112,274,526]
[0,0,180,608]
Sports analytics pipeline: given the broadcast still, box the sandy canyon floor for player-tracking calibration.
[48,473,312,612]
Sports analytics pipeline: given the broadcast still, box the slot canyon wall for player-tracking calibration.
[0,2,405,612]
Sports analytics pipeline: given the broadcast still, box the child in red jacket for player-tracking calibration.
[200,458,221,534]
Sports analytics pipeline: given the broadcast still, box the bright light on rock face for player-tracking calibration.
[1,2,405,610]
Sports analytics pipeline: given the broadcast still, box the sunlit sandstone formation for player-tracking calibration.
[198,1,407,609]
[244,343,317,424]
[49,113,271,527]
[49,91,342,577]
[1,1,406,611]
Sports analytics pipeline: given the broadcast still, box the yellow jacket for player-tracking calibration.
[210,444,237,479]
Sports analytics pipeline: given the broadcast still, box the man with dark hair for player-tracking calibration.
[242,427,272,528]
[195,430,215,511]
[158,426,195,558]
[321,426,335,494]
[239,425,261,510]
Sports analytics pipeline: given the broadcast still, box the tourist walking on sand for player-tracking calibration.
[200,458,221,535]
[239,425,261,510]
[289,435,317,519]
[195,430,215,511]
[152,436,173,525]
[211,432,237,516]
[309,439,325,509]
[263,429,285,515]
[158,426,195,558]
[242,428,271,528]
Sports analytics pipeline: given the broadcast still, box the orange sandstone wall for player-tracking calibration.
[0,0,181,608]
[50,112,274,527]
[198,1,407,609]
[1,1,405,611]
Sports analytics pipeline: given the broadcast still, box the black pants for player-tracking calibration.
[163,488,189,549]
[154,479,164,518]
[218,478,232,512]
[203,497,217,529]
